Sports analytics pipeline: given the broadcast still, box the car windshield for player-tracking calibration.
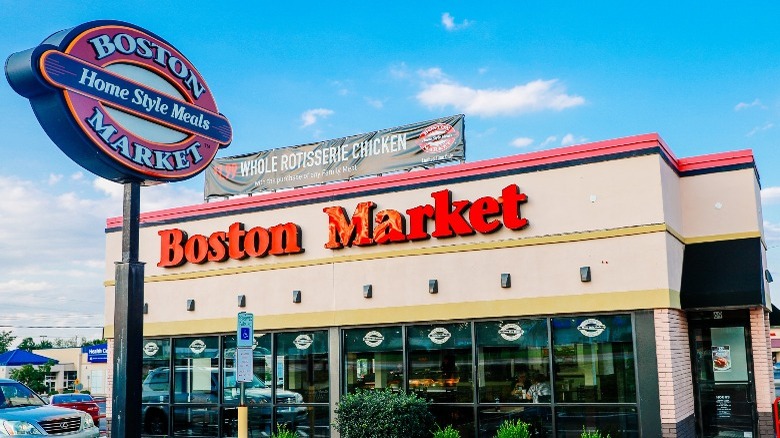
[0,382,46,408]
[52,394,93,403]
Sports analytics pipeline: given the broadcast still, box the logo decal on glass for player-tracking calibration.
[363,331,385,347]
[293,334,313,350]
[577,319,606,338]
[143,342,160,356]
[189,339,207,354]
[499,323,524,341]
[428,327,452,345]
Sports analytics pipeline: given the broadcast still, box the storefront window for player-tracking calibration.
[476,319,549,404]
[222,334,272,405]
[275,405,330,438]
[554,406,638,438]
[408,322,473,403]
[173,337,220,404]
[477,406,552,438]
[221,406,271,438]
[552,315,636,404]
[143,339,172,404]
[343,326,403,393]
[172,406,219,436]
[275,331,329,404]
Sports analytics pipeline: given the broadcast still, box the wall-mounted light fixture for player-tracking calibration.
[580,266,591,283]
[237,295,246,308]
[143,303,148,314]
[429,279,438,294]
[292,290,302,303]
[363,285,373,299]
[501,273,511,289]
[186,299,195,311]
[766,270,774,283]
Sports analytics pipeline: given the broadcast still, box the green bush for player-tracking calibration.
[333,389,435,438]
[495,419,531,438]
[581,427,611,438]
[271,424,297,438]
[433,424,460,438]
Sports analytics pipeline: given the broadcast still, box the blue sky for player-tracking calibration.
[0,2,778,344]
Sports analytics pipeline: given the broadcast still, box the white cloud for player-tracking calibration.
[365,97,384,109]
[747,122,773,137]
[47,174,62,185]
[734,99,765,111]
[389,63,410,80]
[417,67,446,80]
[762,187,780,205]
[70,172,84,181]
[417,78,585,117]
[540,136,558,147]
[441,12,471,31]
[511,137,534,148]
[300,108,334,128]
[561,134,576,146]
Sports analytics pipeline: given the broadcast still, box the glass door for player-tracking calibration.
[689,311,757,437]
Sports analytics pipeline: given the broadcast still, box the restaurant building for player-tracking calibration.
[103,133,772,437]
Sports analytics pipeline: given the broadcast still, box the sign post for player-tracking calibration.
[236,312,254,438]
[6,20,232,438]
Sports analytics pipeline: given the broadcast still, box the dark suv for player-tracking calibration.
[141,367,305,435]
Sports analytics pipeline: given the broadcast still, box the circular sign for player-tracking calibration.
[417,123,458,154]
[143,342,160,357]
[498,323,524,341]
[6,20,232,184]
[428,327,452,345]
[577,318,606,338]
[293,334,313,350]
[363,331,385,348]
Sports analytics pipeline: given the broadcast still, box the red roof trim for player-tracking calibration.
[106,133,755,228]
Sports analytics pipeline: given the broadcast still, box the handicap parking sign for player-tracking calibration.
[237,312,254,348]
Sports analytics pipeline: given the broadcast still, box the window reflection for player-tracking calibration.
[343,327,403,393]
[275,331,329,404]
[552,315,635,403]
[476,319,549,404]
[222,334,272,405]
[173,337,220,404]
[408,323,473,403]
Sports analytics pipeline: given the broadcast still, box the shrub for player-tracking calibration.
[271,424,297,438]
[433,424,460,438]
[495,419,531,438]
[581,427,611,438]
[333,389,435,438]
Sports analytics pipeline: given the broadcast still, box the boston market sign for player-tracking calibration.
[6,20,232,183]
[157,184,529,267]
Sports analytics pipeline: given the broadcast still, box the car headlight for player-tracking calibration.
[82,413,95,429]
[294,393,303,403]
[0,420,43,435]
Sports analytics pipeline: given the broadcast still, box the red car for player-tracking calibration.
[49,393,101,424]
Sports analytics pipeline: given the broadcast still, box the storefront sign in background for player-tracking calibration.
[83,343,108,363]
[205,114,465,197]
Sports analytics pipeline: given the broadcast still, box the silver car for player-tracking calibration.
[0,378,99,436]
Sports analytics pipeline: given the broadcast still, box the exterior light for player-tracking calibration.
[580,266,591,283]
[186,299,195,311]
[363,285,373,299]
[292,290,302,303]
[237,294,246,308]
[429,279,438,294]
[501,273,511,288]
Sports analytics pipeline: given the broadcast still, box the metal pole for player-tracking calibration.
[112,181,144,438]
[238,381,248,438]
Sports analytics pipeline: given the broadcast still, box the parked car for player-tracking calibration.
[141,366,306,435]
[49,393,101,425]
[774,364,780,397]
[0,378,99,436]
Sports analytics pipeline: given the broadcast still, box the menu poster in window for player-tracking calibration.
[711,346,732,372]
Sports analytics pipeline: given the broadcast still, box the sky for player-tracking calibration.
[0,3,778,346]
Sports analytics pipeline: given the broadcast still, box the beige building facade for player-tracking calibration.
[104,133,772,437]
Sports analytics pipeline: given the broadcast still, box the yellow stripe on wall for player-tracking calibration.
[104,288,681,338]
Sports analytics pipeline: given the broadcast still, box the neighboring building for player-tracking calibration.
[103,134,772,437]
[33,344,109,396]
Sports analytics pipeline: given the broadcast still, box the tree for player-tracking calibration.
[38,339,53,349]
[80,338,107,347]
[17,337,36,351]
[0,331,15,354]
[9,361,54,394]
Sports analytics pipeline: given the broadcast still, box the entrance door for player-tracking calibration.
[689,310,757,437]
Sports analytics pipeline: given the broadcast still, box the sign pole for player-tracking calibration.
[112,181,144,438]
[237,312,254,438]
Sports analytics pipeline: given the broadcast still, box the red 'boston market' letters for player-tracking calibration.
[323,184,529,249]
[158,222,303,267]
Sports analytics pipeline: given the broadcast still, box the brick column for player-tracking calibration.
[655,309,696,437]
[750,307,774,437]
